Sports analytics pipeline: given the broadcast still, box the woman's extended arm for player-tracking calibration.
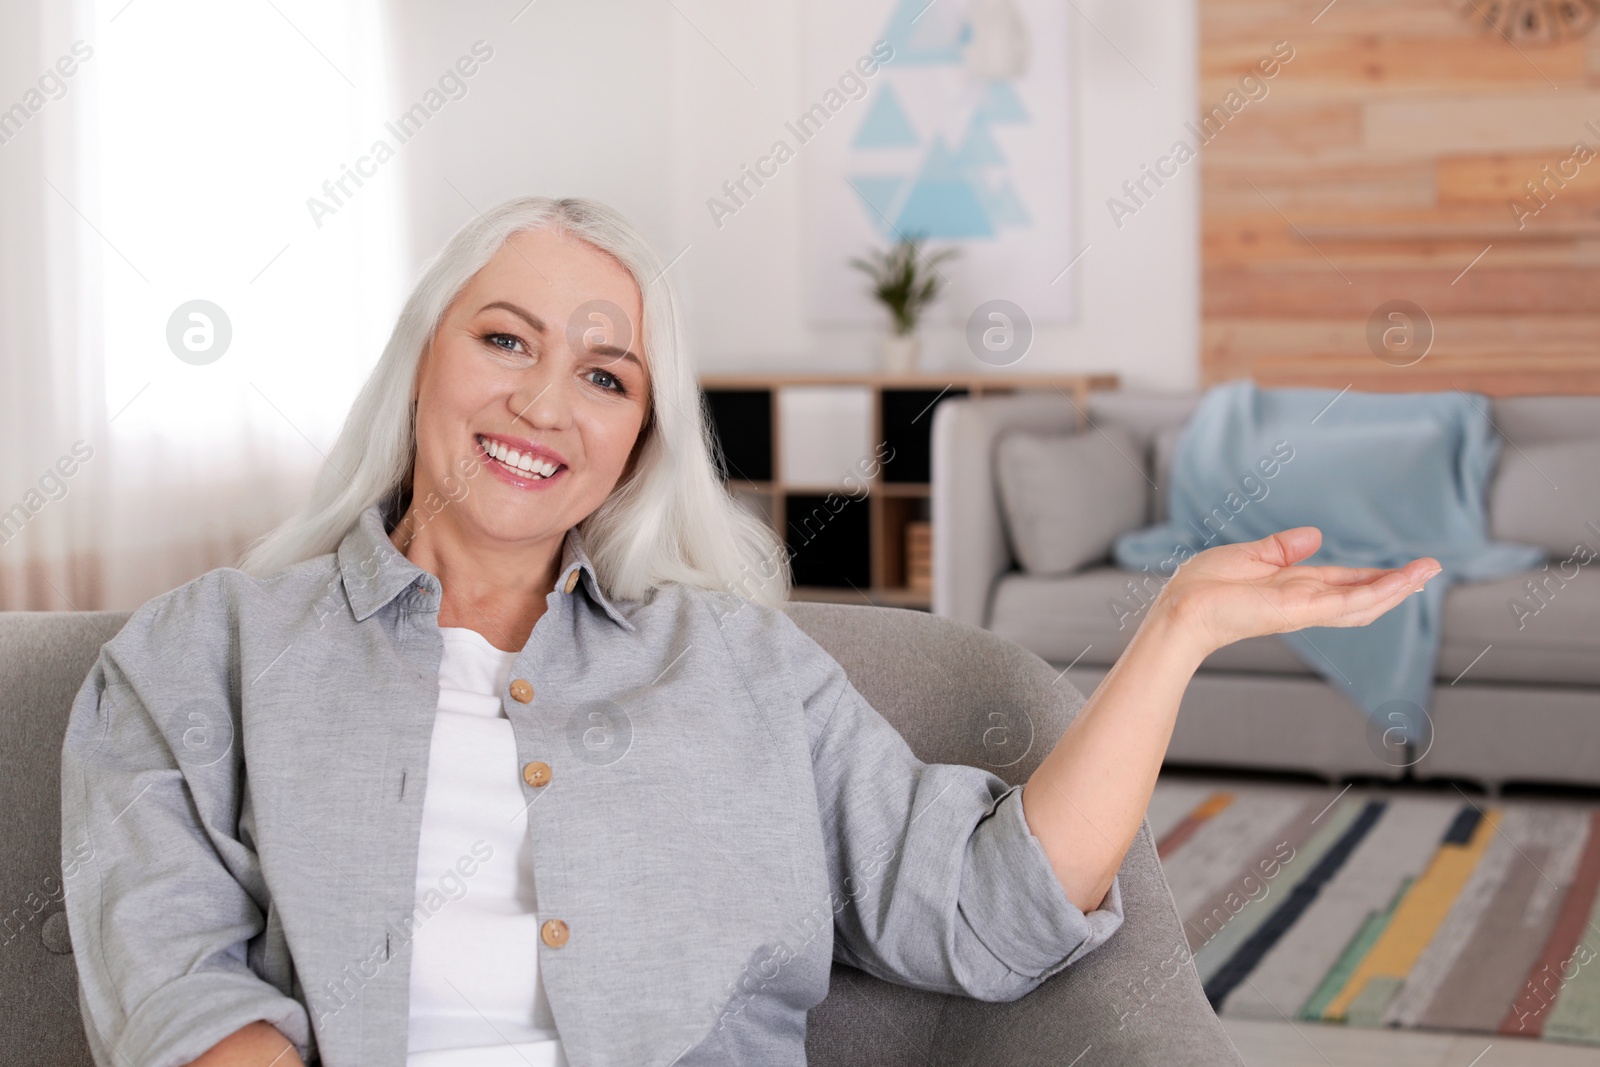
[184,1021,305,1067]
[1021,527,1442,913]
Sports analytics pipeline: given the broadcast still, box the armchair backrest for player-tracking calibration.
[0,610,126,1067]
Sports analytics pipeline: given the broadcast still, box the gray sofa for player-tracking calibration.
[1,606,1242,1066]
[932,390,1600,789]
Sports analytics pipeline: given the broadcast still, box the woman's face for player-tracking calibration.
[407,226,651,549]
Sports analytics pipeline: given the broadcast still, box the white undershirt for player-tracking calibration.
[405,627,569,1067]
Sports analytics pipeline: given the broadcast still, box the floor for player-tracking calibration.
[1155,770,1600,1066]
[1223,1018,1600,1065]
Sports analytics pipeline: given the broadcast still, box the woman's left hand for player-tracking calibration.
[1153,526,1442,662]
[1027,525,1441,913]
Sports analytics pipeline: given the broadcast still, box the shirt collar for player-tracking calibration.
[337,502,635,631]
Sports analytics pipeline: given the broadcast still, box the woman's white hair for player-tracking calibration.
[240,195,790,607]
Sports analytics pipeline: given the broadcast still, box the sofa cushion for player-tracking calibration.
[1489,440,1600,556]
[995,425,1147,576]
[1436,563,1600,687]
[991,563,1600,687]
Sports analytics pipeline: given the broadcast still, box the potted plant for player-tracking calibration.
[850,235,959,375]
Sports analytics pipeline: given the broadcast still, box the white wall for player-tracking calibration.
[386,0,679,278]
[390,0,1198,390]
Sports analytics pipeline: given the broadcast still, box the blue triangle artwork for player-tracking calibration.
[848,0,1033,241]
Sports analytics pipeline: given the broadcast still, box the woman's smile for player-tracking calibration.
[475,432,569,489]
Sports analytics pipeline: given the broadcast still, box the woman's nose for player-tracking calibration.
[508,364,574,431]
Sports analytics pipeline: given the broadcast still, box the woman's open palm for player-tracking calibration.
[1159,526,1442,658]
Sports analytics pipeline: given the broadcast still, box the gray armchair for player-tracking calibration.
[1,606,1241,1066]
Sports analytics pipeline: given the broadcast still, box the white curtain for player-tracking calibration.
[1,0,409,611]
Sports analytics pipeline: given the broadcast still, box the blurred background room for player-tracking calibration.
[7,0,1600,1064]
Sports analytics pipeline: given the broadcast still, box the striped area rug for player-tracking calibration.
[1148,779,1600,1046]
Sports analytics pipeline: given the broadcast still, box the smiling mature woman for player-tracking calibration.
[58,196,1441,1067]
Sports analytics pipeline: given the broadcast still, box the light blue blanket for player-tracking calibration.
[1113,381,1545,748]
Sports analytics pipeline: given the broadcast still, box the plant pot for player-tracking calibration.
[881,333,920,375]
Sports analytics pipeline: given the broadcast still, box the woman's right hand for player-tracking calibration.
[185,1021,306,1067]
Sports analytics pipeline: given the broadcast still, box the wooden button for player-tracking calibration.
[509,679,534,703]
[522,761,552,788]
[563,569,580,594]
[541,919,569,948]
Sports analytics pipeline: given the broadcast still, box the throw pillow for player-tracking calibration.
[1489,439,1600,555]
[995,423,1147,576]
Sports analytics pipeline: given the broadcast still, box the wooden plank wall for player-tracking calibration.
[1200,0,1600,394]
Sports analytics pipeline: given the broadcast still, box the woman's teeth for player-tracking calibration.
[476,435,562,479]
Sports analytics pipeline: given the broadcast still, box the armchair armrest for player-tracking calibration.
[806,817,1243,1065]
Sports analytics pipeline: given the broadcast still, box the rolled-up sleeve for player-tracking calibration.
[59,588,313,1067]
[802,644,1124,1003]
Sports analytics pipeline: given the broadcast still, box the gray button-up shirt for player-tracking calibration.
[59,502,1123,1067]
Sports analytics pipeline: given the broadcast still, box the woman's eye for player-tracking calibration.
[482,332,526,355]
[589,368,626,394]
